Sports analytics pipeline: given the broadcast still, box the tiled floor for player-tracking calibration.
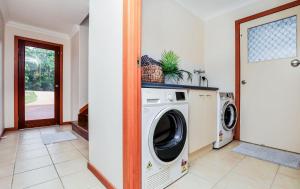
[0,125,105,189]
[1,127,299,189]
[168,141,300,189]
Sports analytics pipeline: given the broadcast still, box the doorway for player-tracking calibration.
[15,36,63,129]
[237,4,300,153]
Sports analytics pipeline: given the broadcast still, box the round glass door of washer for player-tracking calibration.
[150,109,187,163]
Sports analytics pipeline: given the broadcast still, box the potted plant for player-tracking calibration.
[161,50,192,83]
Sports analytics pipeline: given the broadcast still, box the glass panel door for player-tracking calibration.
[24,46,55,121]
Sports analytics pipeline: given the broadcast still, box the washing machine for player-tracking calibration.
[213,92,238,149]
[142,88,189,189]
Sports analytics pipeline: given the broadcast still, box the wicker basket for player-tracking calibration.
[141,55,164,83]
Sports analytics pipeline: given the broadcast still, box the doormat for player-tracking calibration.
[41,131,77,145]
[233,142,300,169]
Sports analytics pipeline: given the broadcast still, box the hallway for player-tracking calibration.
[0,125,104,189]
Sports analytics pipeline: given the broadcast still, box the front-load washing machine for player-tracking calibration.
[213,92,238,149]
[142,88,189,189]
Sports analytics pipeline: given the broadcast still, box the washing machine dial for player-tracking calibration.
[167,94,174,101]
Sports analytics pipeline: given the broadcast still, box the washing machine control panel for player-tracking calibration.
[142,88,188,105]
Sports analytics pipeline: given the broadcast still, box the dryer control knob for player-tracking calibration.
[167,94,174,101]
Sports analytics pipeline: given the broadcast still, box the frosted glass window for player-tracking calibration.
[248,16,297,63]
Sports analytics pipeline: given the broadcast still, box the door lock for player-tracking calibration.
[291,59,300,67]
[241,80,247,85]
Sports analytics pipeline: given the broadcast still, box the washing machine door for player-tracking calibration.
[149,108,187,164]
[221,102,238,131]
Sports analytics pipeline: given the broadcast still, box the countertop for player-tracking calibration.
[142,82,219,91]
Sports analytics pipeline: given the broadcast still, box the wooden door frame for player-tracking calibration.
[234,0,300,140]
[123,0,142,188]
[14,36,64,129]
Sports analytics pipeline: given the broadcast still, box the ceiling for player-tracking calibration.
[0,0,89,35]
[175,0,259,20]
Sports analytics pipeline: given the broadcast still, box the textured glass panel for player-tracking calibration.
[248,16,297,63]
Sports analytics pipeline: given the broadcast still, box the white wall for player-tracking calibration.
[71,32,80,120]
[4,23,72,128]
[204,0,294,92]
[89,0,123,188]
[79,21,89,109]
[70,22,89,121]
[142,0,205,86]
[0,11,4,135]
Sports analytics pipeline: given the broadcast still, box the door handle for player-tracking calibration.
[55,85,59,88]
[291,59,300,67]
[241,80,247,85]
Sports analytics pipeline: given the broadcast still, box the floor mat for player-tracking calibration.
[233,142,300,169]
[41,131,77,145]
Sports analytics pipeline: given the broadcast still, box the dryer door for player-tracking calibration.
[222,102,238,131]
[149,109,187,164]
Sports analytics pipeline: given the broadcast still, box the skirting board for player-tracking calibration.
[61,121,73,125]
[1,128,17,139]
[189,144,213,162]
[87,162,116,189]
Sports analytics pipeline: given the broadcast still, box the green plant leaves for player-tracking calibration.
[161,50,192,83]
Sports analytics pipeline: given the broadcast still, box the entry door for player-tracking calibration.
[240,6,300,153]
[18,39,61,128]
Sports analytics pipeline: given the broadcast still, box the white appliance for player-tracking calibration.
[142,88,189,189]
[213,92,238,149]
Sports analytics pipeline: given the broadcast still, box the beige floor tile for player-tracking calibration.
[78,147,89,159]
[60,125,72,131]
[218,141,241,152]
[15,155,52,174]
[0,148,17,157]
[277,166,300,179]
[19,132,41,140]
[212,172,270,189]
[51,149,84,164]
[0,139,18,148]
[231,157,278,187]
[16,147,48,160]
[167,173,213,189]
[0,143,18,151]
[17,143,46,153]
[55,158,88,177]
[190,159,233,184]
[39,126,66,135]
[12,166,58,189]
[191,150,244,171]
[88,183,106,189]
[71,139,88,149]
[271,173,300,189]
[0,154,16,166]
[0,176,12,189]
[18,138,43,145]
[61,169,101,189]
[47,142,76,154]
[26,179,64,189]
[0,163,14,178]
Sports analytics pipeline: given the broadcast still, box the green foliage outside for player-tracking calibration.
[25,47,55,91]
[160,50,192,82]
[25,91,37,104]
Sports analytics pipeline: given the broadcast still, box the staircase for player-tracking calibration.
[72,105,88,140]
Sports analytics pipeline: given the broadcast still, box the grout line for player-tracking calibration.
[41,128,66,189]
[22,178,59,189]
[69,131,89,161]
[269,165,280,189]
[209,153,247,188]
[11,131,21,188]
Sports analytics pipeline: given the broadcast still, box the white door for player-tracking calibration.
[240,6,300,153]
